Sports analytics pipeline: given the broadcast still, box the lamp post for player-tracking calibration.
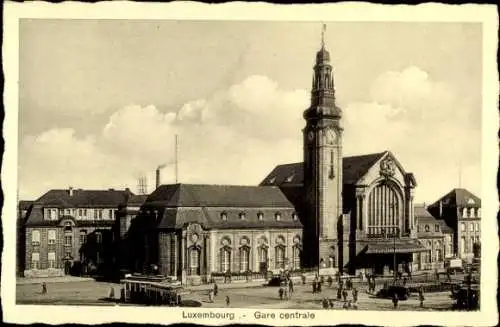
[393,227,400,284]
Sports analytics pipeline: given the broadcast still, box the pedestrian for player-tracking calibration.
[392,292,399,309]
[213,282,218,296]
[435,268,440,281]
[225,295,230,307]
[337,287,342,300]
[446,268,452,282]
[120,287,125,302]
[419,288,425,308]
[41,282,47,295]
[284,287,289,300]
[327,275,333,288]
[177,293,182,306]
[347,278,352,290]
[322,298,329,309]
[342,301,349,309]
[342,289,348,302]
[408,268,412,280]
[352,287,358,302]
[108,287,115,299]
[312,280,317,294]
[317,281,322,293]
[208,290,214,303]
[301,274,306,285]
[279,287,284,300]
[289,279,294,294]
[329,298,334,308]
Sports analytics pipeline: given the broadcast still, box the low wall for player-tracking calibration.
[23,268,64,278]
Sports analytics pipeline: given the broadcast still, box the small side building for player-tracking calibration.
[123,184,303,285]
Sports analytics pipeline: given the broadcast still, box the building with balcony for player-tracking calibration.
[414,204,454,271]
[427,188,481,263]
[22,188,132,277]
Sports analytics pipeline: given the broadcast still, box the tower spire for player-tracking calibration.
[321,23,326,49]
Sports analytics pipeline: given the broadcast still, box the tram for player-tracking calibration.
[120,275,188,306]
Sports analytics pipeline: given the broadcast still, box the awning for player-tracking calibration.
[365,241,427,254]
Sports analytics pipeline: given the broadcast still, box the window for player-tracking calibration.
[95,232,102,244]
[475,223,479,232]
[239,212,246,220]
[258,246,268,271]
[477,208,481,217]
[462,208,468,218]
[31,230,40,245]
[78,209,83,217]
[461,223,465,232]
[31,253,40,269]
[64,235,72,247]
[98,210,103,220]
[48,229,56,244]
[292,246,301,269]
[275,212,281,221]
[65,249,72,258]
[461,237,466,254]
[189,247,200,275]
[220,212,227,221]
[292,212,298,221]
[468,208,473,218]
[83,209,87,217]
[239,247,250,272]
[109,209,113,219]
[469,223,474,232]
[257,212,263,221]
[94,209,98,219]
[275,246,285,269]
[220,248,231,273]
[80,230,87,244]
[436,249,442,262]
[435,224,440,232]
[64,221,72,231]
[50,209,57,220]
[424,225,430,232]
[48,252,56,268]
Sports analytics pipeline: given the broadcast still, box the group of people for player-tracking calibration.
[207,282,231,307]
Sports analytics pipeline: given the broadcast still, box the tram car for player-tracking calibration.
[120,275,187,306]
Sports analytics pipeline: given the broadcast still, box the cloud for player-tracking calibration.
[19,69,480,203]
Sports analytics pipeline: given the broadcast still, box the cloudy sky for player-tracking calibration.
[18,20,482,203]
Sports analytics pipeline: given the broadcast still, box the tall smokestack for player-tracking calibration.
[156,164,167,189]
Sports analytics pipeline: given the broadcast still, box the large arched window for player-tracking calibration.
[220,237,232,273]
[275,245,286,269]
[189,246,200,275]
[367,183,401,235]
[239,246,250,272]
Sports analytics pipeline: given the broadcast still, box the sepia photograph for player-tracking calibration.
[2,2,498,326]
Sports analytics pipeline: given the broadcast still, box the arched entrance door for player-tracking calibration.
[64,260,72,275]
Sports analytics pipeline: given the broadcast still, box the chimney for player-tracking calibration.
[69,187,74,197]
[156,168,161,190]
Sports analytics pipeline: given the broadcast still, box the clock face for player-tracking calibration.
[326,129,336,145]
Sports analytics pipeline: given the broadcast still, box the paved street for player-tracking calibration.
[17,277,455,310]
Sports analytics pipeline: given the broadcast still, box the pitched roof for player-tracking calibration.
[156,207,302,230]
[145,184,294,208]
[429,188,481,209]
[24,188,133,227]
[34,189,133,208]
[260,151,387,186]
[127,194,149,206]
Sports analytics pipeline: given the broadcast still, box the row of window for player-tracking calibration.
[418,224,441,233]
[460,236,480,254]
[462,207,481,218]
[460,222,480,233]
[220,211,298,221]
[43,208,117,221]
[30,252,56,269]
[419,249,443,264]
[31,229,101,245]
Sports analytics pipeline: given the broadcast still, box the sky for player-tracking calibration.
[18,20,482,203]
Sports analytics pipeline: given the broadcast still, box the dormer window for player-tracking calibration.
[425,225,430,232]
[292,212,298,221]
[477,208,481,217]
[239,212,246,220]
[268,176,276,184]
[435,224,440,232]
[275,212,281,221]
[285,174,294,183]
[257,212,264,221]
[220,212,227,221]
[462,207,468,218]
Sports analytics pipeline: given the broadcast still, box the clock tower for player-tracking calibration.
[303,28,343,269]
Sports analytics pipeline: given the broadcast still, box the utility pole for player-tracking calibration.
[175,134,179,184]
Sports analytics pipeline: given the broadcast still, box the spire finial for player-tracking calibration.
[321,23,326,48]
